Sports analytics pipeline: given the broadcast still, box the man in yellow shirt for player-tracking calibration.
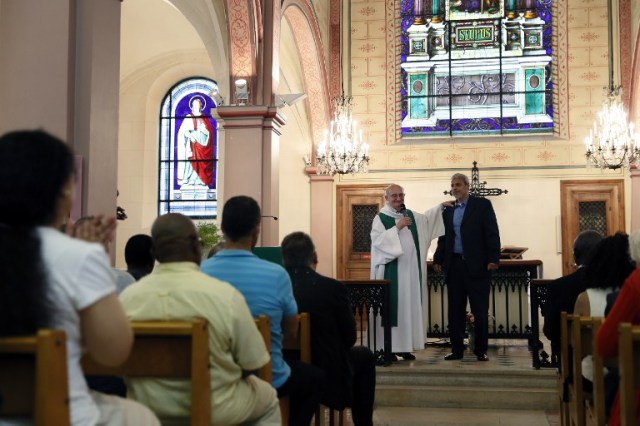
[120,213,280,425]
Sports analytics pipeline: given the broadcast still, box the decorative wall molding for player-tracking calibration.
[282,0,331,154]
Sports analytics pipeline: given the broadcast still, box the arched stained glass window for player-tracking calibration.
[400,0,553,137]
[159,77,220,218]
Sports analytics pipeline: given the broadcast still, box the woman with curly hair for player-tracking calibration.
[0,130,159,425]
[574,232,635,318]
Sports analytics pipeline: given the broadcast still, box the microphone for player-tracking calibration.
[261,215,278,221]
[399,204,408,217]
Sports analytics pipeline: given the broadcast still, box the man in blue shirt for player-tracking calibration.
[433,173,501,362]
[201,196,325,426]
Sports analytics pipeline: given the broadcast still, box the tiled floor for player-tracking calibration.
[369,338,561,426]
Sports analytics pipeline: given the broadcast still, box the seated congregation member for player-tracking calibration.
[573,232,634,385]
[0,130,159,426]
[575,232,634,318]
[596,230,640,426]
[543,230,603,363]
[201,196,325,426]
[124,234,154,280]
[281,232,376,426]
[119,213,280,426]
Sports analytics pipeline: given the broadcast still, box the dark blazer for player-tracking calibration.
[433,195,501,279]
[542,267,587,351]
[288,267,357,410]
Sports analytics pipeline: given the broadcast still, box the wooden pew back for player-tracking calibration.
[280,313,311,426]
[569,315,591,426]
[583,317,605,426]
[282,312,311,362]
[0,329,70,426]
[559,312,574,426]
[254,315,272,383]
[81,319,210,426]
[618,323,640,426]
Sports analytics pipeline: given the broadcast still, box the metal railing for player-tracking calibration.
[425,260,547,368]
[342,280,393,366]
[340,263,551,369]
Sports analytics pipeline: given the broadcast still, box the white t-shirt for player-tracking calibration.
[38,227,116,426]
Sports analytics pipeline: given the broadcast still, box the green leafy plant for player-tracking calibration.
[196,221,221,252]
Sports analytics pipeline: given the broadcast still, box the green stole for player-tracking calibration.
[378,211,422,327]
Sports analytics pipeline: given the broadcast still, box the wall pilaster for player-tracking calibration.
[307,168,335,276]
[214,105,286,246]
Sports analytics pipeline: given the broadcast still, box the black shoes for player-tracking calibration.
[476,353,489,361]
[444,352,463,360]
[395,352,416,361]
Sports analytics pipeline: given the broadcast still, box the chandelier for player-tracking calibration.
[585,88,639,169]
[584,0,639,170]
[313,93,370,175]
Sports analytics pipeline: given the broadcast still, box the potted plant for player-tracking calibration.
[196,221,222,257]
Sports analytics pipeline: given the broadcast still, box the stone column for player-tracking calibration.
[0,0,121,259]
[0,0,74,138]
[307,168,335,276]
[214,106,286,246]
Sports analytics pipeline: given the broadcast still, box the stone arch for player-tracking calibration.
[282,0,331,156]
[165,0,230,94]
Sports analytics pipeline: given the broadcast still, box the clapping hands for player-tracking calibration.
[67,214,117,251]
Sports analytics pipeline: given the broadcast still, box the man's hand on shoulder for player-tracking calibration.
[433,263,442,273]
[487,262,499,271]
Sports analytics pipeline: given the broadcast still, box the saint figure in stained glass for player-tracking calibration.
[176,95,215,188]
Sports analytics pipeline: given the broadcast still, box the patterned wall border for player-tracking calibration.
[620,0,632,108]
[385,0,401,146]
[553,0,569,140]
[284,3,331,148]
[330,0,341,99]
[226,0,257,95]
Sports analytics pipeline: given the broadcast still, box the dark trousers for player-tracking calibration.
[277,360,326,426]
[447,255,490,356]
[348,346,376,426]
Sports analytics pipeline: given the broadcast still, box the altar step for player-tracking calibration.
[372,406,558,426]
[375,361,558,411]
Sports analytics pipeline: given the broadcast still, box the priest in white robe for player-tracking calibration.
[370,184,445,359]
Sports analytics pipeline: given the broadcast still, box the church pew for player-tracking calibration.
[279,312,311,425]
[559,312,574,426]
[582,317,605,426]
[618,323,640,426]
[254,314,272,383]
[0,329,70,426]
[81,319,210,426]
[570,316,597,426]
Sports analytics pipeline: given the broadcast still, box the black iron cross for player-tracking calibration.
[443,161,508,198]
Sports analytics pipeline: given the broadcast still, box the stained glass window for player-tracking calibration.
[400,0,553,137]
[158,77,220,218]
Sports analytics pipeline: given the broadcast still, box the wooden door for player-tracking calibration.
[336,185,387,280]
[560,180,625,275]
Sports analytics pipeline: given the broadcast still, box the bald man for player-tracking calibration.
[370,184,447,360]
[120,213,280,425]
